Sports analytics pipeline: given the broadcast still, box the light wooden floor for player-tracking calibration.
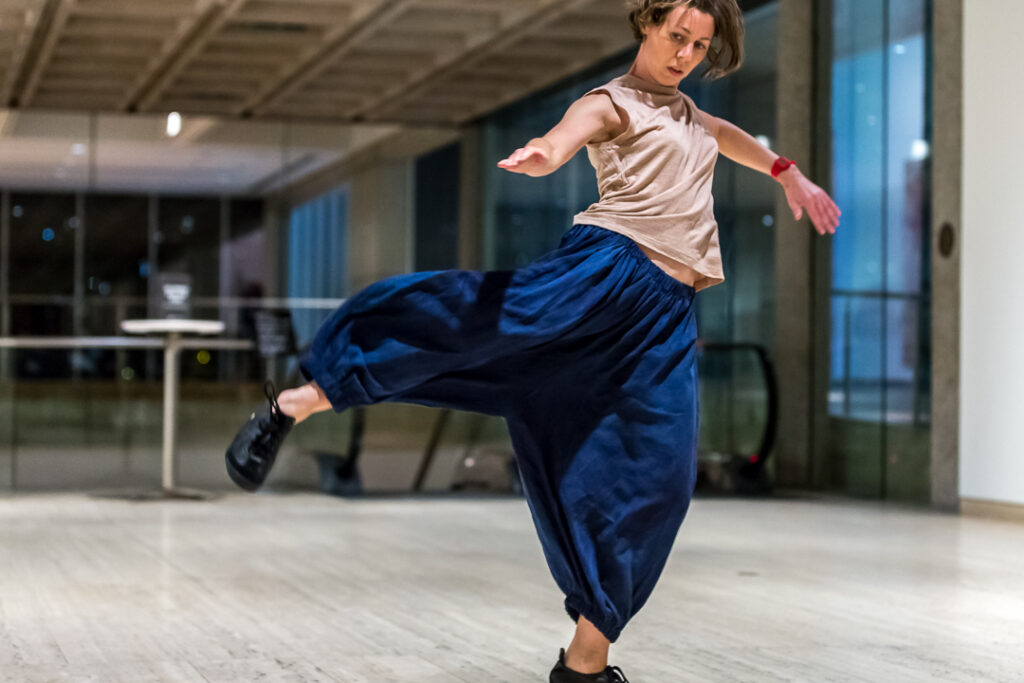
[1,493,1022,683]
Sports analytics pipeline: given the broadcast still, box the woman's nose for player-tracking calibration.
[677,44,693,59]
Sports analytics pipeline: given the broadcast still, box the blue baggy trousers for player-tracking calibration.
[300,224,700,642]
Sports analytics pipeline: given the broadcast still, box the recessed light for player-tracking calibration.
[167,112,182,137]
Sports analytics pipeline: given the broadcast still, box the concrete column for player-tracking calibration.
[773,0,816,487]
[929,0,962,511]
[261,197,285,298]
[348,161,414,291]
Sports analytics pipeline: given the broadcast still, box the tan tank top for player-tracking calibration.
[573,74,724,291]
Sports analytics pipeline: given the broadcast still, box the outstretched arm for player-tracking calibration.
[706,114,841,235]
[497,93,625,177]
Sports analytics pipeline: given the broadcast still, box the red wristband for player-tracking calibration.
[771,156,795,179]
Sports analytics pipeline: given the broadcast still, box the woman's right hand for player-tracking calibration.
[497,144,552,177]
[495,93,620,178]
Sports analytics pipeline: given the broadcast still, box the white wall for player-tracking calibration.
[959,0,1024,505]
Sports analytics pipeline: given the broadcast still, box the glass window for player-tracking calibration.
[481,75,607,270]
[827,0,931,500]
[227,198,266,299]
[85,194,150,301]
[287,189,349,346]
[156,196,221,299]
[415,143,460,271]
[8,193,77,377]
[9,193,77,297]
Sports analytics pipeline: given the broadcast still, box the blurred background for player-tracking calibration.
[0,0,1010,516]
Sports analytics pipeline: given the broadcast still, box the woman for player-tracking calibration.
[226,1,840,680]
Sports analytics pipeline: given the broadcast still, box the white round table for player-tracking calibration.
[121,319,226,499]
[121,319,225,336]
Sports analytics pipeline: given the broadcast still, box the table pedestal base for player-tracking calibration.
[91,487,222,502]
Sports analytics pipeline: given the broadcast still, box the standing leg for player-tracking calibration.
[565,615,611,673]
[504,254,701,653]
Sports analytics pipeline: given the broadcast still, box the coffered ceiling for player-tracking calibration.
[0,0,638,125]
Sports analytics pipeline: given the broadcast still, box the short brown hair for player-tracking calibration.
[627,0,745,80]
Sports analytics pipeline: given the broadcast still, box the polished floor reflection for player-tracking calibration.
[1,494,1022,682]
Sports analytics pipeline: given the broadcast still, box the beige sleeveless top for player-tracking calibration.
[573,74,724,291]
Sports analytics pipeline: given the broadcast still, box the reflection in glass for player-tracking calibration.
[415,143,460,271]
[156,196,220,299]
[10,193,77,296]
[85,194,149,301]
[0,109,431,492]
[227,199,266,299]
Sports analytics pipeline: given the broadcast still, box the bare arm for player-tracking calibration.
[707,113,841,236]
[497,93,624,177]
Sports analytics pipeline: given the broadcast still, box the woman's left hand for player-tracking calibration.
[778,167,841,235]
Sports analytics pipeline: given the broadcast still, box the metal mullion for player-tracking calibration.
[1,189,9,339]
[0,187,7,492]
[147,195,160,379]
[219,196,231,383]
[844,296,852,417]
[74,192,86,337]
[880,0,891,499]
[918,0,935,428]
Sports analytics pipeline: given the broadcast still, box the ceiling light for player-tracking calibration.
[166,112,182,138]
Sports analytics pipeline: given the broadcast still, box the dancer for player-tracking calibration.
[226,1,840,680]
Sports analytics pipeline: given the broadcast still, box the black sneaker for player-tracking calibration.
[225,381,296,491]
[550,649,631,683]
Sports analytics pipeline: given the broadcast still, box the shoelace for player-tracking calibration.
[264,380,283,416]
[250,381,286,465]
[606,666,630,683]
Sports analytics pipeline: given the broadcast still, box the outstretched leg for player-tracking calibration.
[225,228,621,491]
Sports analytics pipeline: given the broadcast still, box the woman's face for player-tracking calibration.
[636,5,715,85]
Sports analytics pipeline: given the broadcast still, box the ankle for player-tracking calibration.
[564,646,608,675]
[277,385,322,424]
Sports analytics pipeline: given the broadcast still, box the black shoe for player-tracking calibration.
[225,381,296,491]
[549,649,631,683]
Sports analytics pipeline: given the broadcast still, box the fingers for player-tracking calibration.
[792,191,841,236]
[497,146,543,171]
[808,198,830,235]
[788,199,802,222]
[813,191,841,234]
[827,198,842,227]
[816,195,840,234]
